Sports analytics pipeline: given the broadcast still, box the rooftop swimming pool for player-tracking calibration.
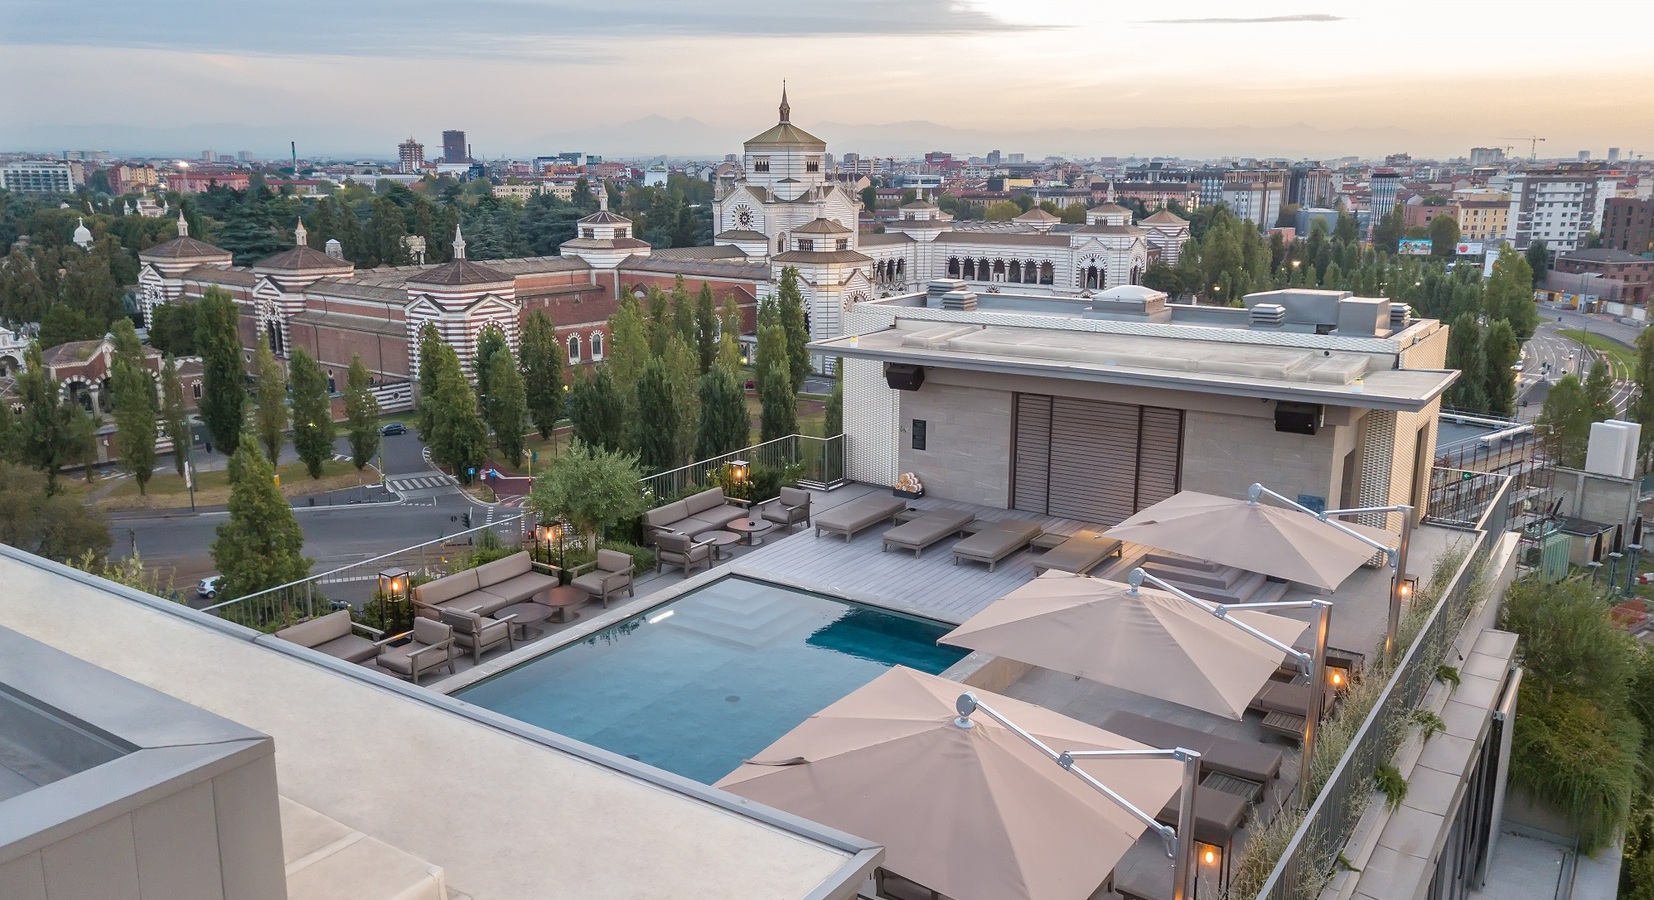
[454,575,967,783]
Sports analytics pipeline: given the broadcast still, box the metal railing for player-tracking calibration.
[637,433,846,501]
[201,514,528,633]
[1255,475,1510,898]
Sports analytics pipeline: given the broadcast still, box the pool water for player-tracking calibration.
[454,576,967,783]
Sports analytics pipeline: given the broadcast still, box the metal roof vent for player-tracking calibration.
[1390,303,1413,327]
[1249,303,1286,327]
[928,279,967,299]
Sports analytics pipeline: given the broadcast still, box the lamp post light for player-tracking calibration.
[729,458,750,501]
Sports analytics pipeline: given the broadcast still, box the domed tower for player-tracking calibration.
[251,220,356,356]
[740,84,828,203]
[404,226,519,379]
[559,190,650,270]
[72,218,93,250]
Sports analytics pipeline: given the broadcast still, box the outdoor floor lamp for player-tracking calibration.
[1249,483,1412,661]
[1128,567,1333,810]
[955,692,1205,900]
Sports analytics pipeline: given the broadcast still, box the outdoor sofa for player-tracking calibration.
[1100,710,1284,785]
[1030,530,1123,576]
[642,487,750,544]
[881,508,976,557]
[758,487,812,533]
[952,519,1044,572]
[273,610,383,663]
[814,495,908,542]
[413,551,560,619]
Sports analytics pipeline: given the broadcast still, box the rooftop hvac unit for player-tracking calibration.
[1584,420,1641,479]
[927,279,967,298]
[1249,303,1286,327]
[940,290,977,311]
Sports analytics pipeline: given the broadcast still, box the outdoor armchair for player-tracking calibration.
[655,531,714,576]
[570,549,636,608]
[376,617,456,685]
[438,608,517,664]
[759,487,812,532]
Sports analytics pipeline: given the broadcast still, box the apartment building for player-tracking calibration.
[1506,167,1619,255]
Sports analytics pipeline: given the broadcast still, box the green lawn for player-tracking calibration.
[1560,329,1636,380]
[100,458,377,511]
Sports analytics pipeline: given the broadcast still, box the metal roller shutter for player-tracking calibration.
[1011,394,1052,514]
[1047,397,1140,524]
[1135,407,1184,510]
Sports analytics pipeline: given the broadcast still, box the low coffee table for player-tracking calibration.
[496,602,554,640]
[700,530,742,560]
[727,517,776,547]
[543,585,585,623]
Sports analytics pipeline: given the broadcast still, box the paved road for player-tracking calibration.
[1519,306,1643,420]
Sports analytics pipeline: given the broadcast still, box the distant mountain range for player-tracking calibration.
[12,116,1433,163]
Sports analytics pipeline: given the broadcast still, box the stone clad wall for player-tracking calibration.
[896,382,1013,507]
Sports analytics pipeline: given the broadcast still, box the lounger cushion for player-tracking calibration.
[414,569,480,607]
[953,520,1043,564]
[474,552,532,588]
[476,571,559,607]
[882,509,975,552]
[1156,785,1249,846]
[1101,710,1283,783]
[1032,530,1122,575]
[687,505,746,530]
[816,496,908,536]
[311,634,378,664]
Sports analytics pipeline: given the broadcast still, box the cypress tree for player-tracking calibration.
[344,356,381,473]
[636,359,679,472]
[1481,321,1520,419]
[484,349,528,466]
[288,347,334,479]
[251,343,288,464]
[109,320,158,494]
[717,296,744,377]
[759,359,797,442]
[473,326,508,410]
[696,368,749,458]
[520,310,563,438]
[211,438,312,601]
[825,371,843,437]
[197,288,245,454]
[695,283,718,374]
[16,342,80,493]
[664,335,700,466]
[1444,313,1487,413]
[425,343,488,482]
[777,266,812,393]
[415,322,443,441]
[568,365,626,453]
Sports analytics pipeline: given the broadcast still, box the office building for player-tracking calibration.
[442,130,467,163]
[1602,197,1654,255]
[1370,171,1401,236]
[1469,147,1507,167]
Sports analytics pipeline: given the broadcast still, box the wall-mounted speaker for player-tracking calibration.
[885,363,925,391]
[1275,401,1323,435]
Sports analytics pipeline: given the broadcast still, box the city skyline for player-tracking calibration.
[5,0,1652,160]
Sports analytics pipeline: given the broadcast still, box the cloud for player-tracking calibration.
[1140,13,1345,24]
[4,0,1031,59]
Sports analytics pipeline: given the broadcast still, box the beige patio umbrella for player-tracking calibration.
[1105,489,1397,591]
[716,666,1188,900]
[941,571,1311,719]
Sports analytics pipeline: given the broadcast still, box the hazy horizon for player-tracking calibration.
[6,0,1652,162]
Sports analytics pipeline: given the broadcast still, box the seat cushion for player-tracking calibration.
[473,552,531,588]
[435,591,512,618]
[644,501,688,529]
[415,569,480,606]
[377,643,443,676]
[688,505,745,530]
[816,496,907,534]
[883,509,975,551]
[953,521,1043,562]
[570,573,610,596]
[476,572,558,605]
[276,609,352,648]
[312,634,377,664]
[682,488,726,516]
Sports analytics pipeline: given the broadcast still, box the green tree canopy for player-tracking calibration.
[159,355,190,478]
[196,288,246,454]
[1538,374,1594,468]
[1428,215,1461,256]
[422,342,488,482]
[109,319,158,493]
[635,358,679,472]
[251,343,288,463]
[1444,313,1488,413]
[695,368,749,459]
[525,438,645,553]
[210,437,312,601]
[0,462,109,561]
[695,283,718,374]
[1486,246,1538,340]
[287,346,334,479]
[568,365,626,453]
[825,370,843,437]
[1632,328,1654,466]
[717,296,744,377]
[1585,358,1617,423]
[519,310,563,439]
[1525,241,1550,286]
[16,342,86,493]
[415,321,443,441]
[759,358,797,442]
[483,348,528,466]
[147,302,198,357]
[1482,320,1520,418]
[777,266,812,394]
[664,335,700,467]
[343,356,381,473]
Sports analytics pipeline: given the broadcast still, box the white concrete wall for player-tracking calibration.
[1181,408,1360,508]
[896,383,1013,507]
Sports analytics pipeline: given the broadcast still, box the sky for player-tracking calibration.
[5,0,1653,161]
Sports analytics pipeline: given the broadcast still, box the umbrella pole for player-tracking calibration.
[1172,750,1200,900]
[1301,600,1332,809]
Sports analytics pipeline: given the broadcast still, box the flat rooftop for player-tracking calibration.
[814,320,1456,412]
[0,547,875,900]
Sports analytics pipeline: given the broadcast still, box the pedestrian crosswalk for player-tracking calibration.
[385,472,456,495]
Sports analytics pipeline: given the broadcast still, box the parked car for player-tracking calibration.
[197,576,221,599]
[381,422,407,436]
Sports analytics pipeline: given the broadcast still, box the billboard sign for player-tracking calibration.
[1455,242,1484,256]
[1398,239,1433,256]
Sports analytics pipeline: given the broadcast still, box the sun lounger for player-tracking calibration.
[881,508,976,557]
[1100,710,1284,784]
[1251,679,1313,717]
[952,519,1044,572]
[1031,530,1123,575]
[814,495,908,542]
[1156,784,1249,846]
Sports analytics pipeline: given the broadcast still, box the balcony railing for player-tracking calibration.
[1252,475,1510,898]
[637,433,846,502]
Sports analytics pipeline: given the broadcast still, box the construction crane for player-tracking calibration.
[1503,136,1547,160]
